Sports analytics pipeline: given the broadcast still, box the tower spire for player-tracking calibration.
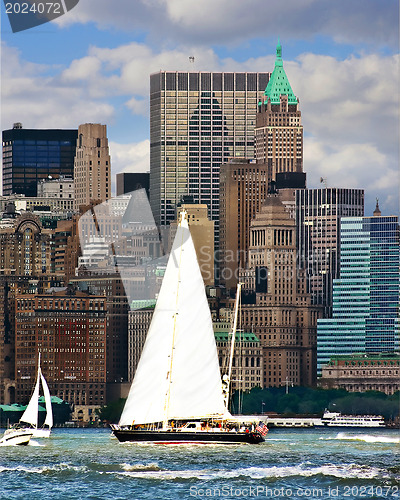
[373,198,381,217]
[262,39,298,105]
[276,38,283,67]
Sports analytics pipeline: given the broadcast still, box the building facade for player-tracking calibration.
[296,188,365,316]
[0,210,60,404]
[37,175,74,211]
[0,212,54,276]
[128,304,155,381]
[219,159,269,290]
[170,203,215,286]
[74,123,111,210]
[317,213,400,374]
[214,321,263,392]
[320,354,400,395]
[15,290,107,407]
[2,123,77,197]
[0,194,75,213]
[149,70,270,243]
[240,194,323,387]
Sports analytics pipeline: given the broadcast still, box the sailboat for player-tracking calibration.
[0,355,53,445]
[111,211,265,444]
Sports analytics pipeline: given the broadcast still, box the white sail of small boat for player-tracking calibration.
[27,354,53,438]
[113,211,265,444]
[41,372,54,430]
[32,369,53,438]
[19,368,41,430]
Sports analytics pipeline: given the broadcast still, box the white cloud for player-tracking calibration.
[109,140,150,196]
[1,43,115,130]
[110,140,150,177]
[125,97,148,117]
[55,0,398,49]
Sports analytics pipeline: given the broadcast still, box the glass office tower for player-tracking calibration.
[296,188,365,317]
[317,214,400,374]
[149,71,270,244]
[2,124,78,197]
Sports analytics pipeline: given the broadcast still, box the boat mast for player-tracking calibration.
[223,282,242,410]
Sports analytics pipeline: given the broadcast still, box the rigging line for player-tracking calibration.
[163,213,186,428]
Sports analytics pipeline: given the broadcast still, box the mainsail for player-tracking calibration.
[40,372,53,429]
[119,212,227,426]
[20,370,40,427]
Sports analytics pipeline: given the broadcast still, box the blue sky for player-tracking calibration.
[1,0,399,216]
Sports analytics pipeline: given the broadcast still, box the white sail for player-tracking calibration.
[120,213,227,426]
[40,373,53,429]
[20,369,40,427]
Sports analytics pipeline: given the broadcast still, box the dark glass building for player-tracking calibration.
[2,124,78,197]
[116,172,150,198]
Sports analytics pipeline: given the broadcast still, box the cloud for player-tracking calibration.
[290,53,399,152]
[109,140,150,196]
[305,139,399,216]
[110,140,150,176]
[1,43,115,130]
[56,0,398,49]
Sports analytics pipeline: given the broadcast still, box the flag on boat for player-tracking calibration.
[256,422,268,436]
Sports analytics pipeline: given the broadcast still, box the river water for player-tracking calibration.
[0,427,398,499]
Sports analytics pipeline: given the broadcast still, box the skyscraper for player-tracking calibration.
[240,194,322,387]
[219,158,269,290]
[219,42,304,290]
[296,188,365,316]
[74,123,111,210]
[255,41,303,180]
[317,211,400,374]
[149,71,270,241]
[116,172,150,198]
[2,123,77,197]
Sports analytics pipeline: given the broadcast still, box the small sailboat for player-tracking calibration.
[0,355,53,445]
[111,211,265,444]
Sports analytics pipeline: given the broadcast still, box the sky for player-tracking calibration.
[1,0,399,216]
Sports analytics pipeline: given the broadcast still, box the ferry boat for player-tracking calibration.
[316,410,385,428]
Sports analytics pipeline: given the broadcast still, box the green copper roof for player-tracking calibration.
[261,40,298,106]
[214,331,260,343]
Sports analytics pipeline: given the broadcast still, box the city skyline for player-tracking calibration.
[1,1,398,217]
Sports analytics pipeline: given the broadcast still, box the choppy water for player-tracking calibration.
[0,428,398,499]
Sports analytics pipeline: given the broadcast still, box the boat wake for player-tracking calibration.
[113,462,390,481]
[28,440,45,447]
[333,433,400,444]
[0,461,396,482]
[121,462,161,472]
[0,463,87,474]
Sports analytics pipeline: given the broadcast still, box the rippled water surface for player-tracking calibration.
[0,428,398,499]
